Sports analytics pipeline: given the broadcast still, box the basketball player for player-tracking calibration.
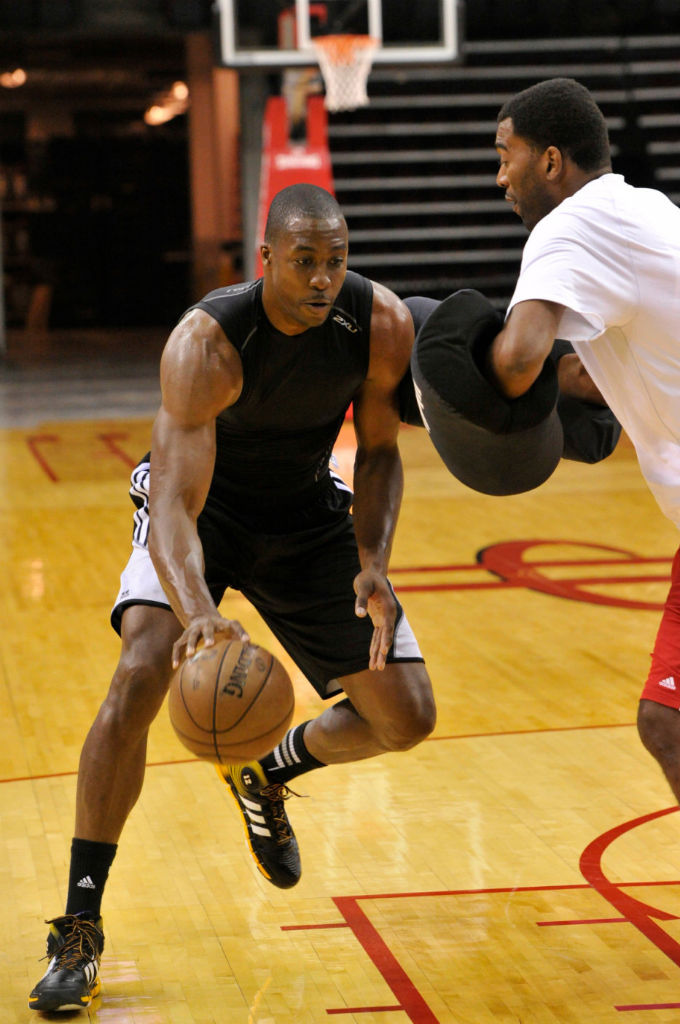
[487,80,680,815]
[28,184,436,1012]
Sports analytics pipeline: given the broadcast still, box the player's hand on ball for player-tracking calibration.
[172,614,250,669]
[353,569,396,671]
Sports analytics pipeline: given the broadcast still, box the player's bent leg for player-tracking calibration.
[637,698,680,803]
[305,661,436,764]
[219,664,434,890]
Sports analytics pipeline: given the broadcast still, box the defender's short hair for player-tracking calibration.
[498,78,611,172]
[265,184,345,242]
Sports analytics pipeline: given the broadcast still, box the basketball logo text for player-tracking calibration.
[222,646,254,698]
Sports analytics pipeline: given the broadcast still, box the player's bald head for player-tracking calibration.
[264,184,346,243]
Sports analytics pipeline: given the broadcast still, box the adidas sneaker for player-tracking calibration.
[218,761,301,888]
[28,912,104,1012]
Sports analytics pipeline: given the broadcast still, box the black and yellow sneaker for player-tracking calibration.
[28,912,104,1012]
[218,761,301,889]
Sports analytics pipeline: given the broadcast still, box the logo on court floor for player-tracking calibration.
[390,539,671,611]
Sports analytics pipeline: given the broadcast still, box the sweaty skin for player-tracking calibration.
[147,212,435,766]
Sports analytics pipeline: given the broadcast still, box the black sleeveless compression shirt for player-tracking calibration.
[186,270,373,516]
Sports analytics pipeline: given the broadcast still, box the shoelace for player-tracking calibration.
[258,783,301,845]
[43,916,101,968]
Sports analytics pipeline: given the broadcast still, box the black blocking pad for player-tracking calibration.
[401,292,621,487]
[406,289,563,496]
[399,296,440,427]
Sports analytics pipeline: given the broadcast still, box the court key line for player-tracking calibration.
[580,805,680,1012]
[280,808,680,1022]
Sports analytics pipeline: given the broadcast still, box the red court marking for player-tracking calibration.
[580,806,680,979]
[429,722,635,742]
[616,1003,680,1011]
[96,432,137,468]
[479,540,668,610]
[0,726,636,785]
[0,756,198,785]
[538,917,627,926]
[281,922,349,931]
[614,1003,680,1011]
[391,540,670,610]
[26,434,59,481]
[332,896,440,1023]
[327,1007,402,1016]
[290,877,680,1022]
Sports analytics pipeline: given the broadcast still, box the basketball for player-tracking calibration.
[168,638,295,764]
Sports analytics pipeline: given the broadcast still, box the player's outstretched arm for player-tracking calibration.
[352,283,413,670]
[148,309,249,665]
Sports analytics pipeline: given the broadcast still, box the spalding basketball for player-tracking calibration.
[168,638,295,764]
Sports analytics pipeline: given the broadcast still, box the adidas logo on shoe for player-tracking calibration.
[76,875,96,890]
[659,676,677,691]
[240,768,259,791]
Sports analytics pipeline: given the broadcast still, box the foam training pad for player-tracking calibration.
[402,295,622,471]
[400,296,440,426]
[409,289,563,496]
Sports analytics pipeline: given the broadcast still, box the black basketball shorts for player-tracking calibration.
[111,459,424,698]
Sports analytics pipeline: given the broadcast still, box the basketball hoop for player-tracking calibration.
[312,34,378,112]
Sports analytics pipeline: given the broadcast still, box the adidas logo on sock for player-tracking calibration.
[659,676,677,691]
[76,875,96,889]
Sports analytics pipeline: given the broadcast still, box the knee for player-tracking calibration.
[637,699,680,764]
[378,690,437,752]
[101,654,171,737]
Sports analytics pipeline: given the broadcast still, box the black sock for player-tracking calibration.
[260,722,326,785]
[65,838,118,918]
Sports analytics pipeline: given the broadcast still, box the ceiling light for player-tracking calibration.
[0,68,27,89]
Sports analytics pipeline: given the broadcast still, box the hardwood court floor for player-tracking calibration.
[2,351,680,1022]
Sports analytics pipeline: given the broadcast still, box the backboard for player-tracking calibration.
[215,0,459,68]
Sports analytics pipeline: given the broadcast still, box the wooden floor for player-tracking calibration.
[3,331,680,1022]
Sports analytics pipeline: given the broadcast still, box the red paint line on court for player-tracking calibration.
[580,807,680,972]
[616,1003,680,1011]
[537,917,627,926]
[0,725,639,785]
[279,875,680,1023]
[391,555,670,573]
[327,1006,402,1015]
[96,432,137,468]
[429,721,635,742]
[390,540,671,609]
[314,873,680,1020]
[0,756,199,785]
[26,434,59,481]
[394,576,665,609]
[281,922,350,931]
[333,896,440,1024]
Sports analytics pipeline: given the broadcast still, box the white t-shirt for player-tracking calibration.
[508,173,680,528]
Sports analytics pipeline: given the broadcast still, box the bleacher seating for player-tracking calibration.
[329,34,680,309]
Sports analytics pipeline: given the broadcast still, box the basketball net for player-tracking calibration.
[312,34,378,112]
